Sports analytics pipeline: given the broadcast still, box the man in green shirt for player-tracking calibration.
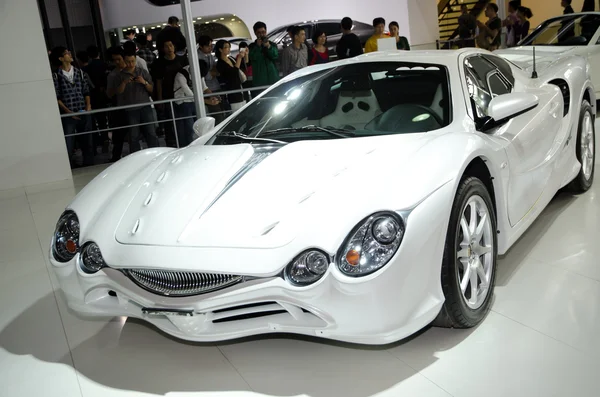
[249,21,279,90]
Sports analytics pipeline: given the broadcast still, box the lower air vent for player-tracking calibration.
[125,269,243,297]
[211,301,289,324]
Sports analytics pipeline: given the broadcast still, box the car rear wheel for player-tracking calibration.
[434,177,498,328]
[567,100,595,193]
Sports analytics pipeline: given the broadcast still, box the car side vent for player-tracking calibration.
[549,79,570,117]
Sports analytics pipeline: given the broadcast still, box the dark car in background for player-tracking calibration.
[266,19,373,60]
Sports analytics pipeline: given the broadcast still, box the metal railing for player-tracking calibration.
[59,84,270,162]
[436,38,476,49]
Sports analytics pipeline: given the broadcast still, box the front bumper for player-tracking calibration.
[51,182,453,345]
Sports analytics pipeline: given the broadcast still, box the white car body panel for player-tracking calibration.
[50,48,594,344]
[496,12,600,96]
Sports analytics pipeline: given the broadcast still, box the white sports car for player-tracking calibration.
[50,48,596,345]
[497,12,600,97]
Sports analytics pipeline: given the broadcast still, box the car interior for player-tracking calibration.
[290,66,451,135]
[211,63,452,144]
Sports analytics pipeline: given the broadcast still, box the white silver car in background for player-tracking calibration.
[50,48,595,345]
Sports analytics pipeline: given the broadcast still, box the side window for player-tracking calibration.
[318,22,341,37]
[465,55,513,120]
[487,72,510,96]
[483,55,515,87]
[301,24,314,40]
[465,56,496,118]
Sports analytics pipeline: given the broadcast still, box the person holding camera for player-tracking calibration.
[249,22,279,90]
[109,50,159,153]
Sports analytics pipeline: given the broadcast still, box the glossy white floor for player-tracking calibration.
[2,132,600,397]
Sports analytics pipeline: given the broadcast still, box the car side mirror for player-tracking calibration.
[480,93,539,132]
[193,117,215,138]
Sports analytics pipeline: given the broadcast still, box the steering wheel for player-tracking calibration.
[365,104,443,132]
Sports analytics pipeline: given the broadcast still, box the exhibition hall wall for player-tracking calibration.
[100,0,439,48]
[0,0,72,192]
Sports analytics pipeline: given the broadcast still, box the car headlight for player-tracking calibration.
[52,210,80,262]
[337,212,405,277]
[80,242,106,274]
[284,250,330,286]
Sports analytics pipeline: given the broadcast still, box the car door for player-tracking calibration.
[583,15,600,95]
[464,54,564,226]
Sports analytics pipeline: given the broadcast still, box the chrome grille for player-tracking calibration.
[126,269,243,297]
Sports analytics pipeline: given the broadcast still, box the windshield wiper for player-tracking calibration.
[219,131,287,144]
[259,125,355,139]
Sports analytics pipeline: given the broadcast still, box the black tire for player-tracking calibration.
[567,100,595,193]
[433,176,498,328]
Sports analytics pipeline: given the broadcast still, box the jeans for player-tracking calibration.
[61,115,94,167]
[174,102,196,147]
[109,109,127,162]
[125,106,160,153]
[157,104,176,147]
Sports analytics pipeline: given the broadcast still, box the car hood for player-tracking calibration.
[496,46,580,71]
[112,134,436,249]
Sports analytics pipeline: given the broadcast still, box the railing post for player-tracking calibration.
[180,0,207,119]
[171,100,180,148]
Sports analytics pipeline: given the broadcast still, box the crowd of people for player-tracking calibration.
[456,0,586,51]
[456,1,534,50]
[49,15,412,167]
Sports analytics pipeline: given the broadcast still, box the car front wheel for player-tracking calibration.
[434,176,498,328]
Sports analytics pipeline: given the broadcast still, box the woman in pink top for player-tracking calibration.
[309,30,329,66]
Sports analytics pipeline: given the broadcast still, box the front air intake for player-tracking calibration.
[125,269,243,297]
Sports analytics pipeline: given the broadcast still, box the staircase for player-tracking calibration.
[438,0,491,48]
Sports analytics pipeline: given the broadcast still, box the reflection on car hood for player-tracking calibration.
[496,46,578,71]
[112,134,434,249]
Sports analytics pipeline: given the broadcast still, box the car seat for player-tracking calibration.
[319,79,382,130]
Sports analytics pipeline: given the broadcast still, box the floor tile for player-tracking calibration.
[219,338,451,397]
[0,349,82,397]
[65,318,251,396]
[0,271,82,397]
[388,312,600,397]
[493,257,600,355]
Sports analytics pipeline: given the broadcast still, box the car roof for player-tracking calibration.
[539,11,600,22]
[281,48,491,80]
[356,48,487,64]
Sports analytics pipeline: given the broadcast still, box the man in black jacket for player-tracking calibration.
[562,0,575,14]
[157,16,187,55]
[336,17,363,60]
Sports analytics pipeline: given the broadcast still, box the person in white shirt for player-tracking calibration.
[173,62,221,147]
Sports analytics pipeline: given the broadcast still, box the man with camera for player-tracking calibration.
[249,22,280,90]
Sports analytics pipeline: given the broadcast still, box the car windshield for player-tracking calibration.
[208,62,451,145]
[519,14,600,46]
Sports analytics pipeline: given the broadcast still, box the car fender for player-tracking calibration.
[68,148,175,235]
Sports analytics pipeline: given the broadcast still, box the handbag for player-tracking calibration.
[239,69,247,84]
